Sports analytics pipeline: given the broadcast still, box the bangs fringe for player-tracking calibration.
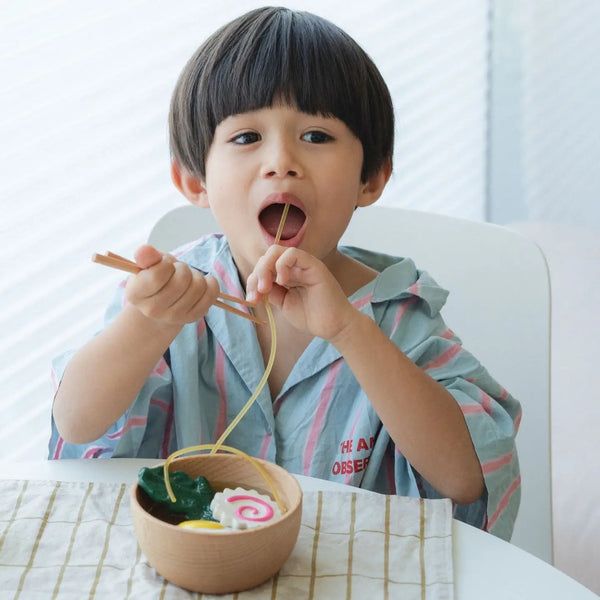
[170,7,394,181]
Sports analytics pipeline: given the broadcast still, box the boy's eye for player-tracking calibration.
[231,131,260,145]
[302,130,333,144]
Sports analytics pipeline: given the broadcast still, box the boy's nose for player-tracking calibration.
[261,142,302,178]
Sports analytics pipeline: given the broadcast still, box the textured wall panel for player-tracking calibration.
[520,2,600,225]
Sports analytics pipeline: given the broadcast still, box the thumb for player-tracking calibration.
[133,244,164,269]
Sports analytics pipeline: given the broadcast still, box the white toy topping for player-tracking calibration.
[210,487,281,530]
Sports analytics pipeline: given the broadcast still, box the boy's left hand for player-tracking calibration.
[246,246,356,341]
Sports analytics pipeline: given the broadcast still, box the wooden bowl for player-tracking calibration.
[130,453,303,594]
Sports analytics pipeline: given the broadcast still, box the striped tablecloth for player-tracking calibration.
[0,480,453,599]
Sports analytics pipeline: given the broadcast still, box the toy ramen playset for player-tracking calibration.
[96,206,303,593]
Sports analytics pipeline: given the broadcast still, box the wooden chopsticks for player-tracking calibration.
[92,251,265,325]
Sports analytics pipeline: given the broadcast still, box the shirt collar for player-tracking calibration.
[340,245,449,318]
[177,237,449,401]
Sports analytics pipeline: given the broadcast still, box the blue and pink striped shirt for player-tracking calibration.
[49,234,521,540]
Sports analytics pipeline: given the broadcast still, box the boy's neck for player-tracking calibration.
[255,310,313,400]
[328,250,378,298]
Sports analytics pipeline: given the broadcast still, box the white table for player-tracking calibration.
[2,459,597,599]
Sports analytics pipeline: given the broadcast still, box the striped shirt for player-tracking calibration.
[49,234,521,540]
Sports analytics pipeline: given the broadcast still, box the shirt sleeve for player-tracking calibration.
[48,280,174,460]
[386,288,521,541]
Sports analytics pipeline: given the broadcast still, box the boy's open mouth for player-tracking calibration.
[259,203,306,240]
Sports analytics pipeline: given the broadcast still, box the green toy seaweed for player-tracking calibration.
[138,465,217,521]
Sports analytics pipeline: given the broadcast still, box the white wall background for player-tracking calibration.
[0,0,488,461]
[520,2,600,226]
[1,0,599,594]
[489,0,600,227]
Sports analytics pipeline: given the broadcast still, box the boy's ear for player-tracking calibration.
[171,160,209,208]
[356,159,392,208]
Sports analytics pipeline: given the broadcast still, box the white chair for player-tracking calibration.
[149,204,553,564]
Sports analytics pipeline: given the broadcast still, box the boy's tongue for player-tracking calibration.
[260,204,305,240]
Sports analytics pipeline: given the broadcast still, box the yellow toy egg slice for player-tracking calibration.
[178,520,225,530]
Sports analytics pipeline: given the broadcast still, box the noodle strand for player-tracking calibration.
[162,444,285,512]
[162,205,291,510]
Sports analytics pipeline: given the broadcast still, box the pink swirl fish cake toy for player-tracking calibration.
[210,487,282,530]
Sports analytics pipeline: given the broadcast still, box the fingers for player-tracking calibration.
[247,246,356,339]
[126,253,219,324]
[255,246,317,289]
[127,253,177,301]
[133,244,164,269]
[247,248,278,300]
[168,272,220,322]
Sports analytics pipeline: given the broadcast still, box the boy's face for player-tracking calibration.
[195,103,381,285]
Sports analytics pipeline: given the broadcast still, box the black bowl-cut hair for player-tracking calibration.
[169,6,394,182]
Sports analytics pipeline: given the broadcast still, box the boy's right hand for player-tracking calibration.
[125,244,219,326]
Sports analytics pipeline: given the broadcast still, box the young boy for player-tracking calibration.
[50,7,521,540]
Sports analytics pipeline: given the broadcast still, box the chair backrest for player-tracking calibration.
[149,204,553,563]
